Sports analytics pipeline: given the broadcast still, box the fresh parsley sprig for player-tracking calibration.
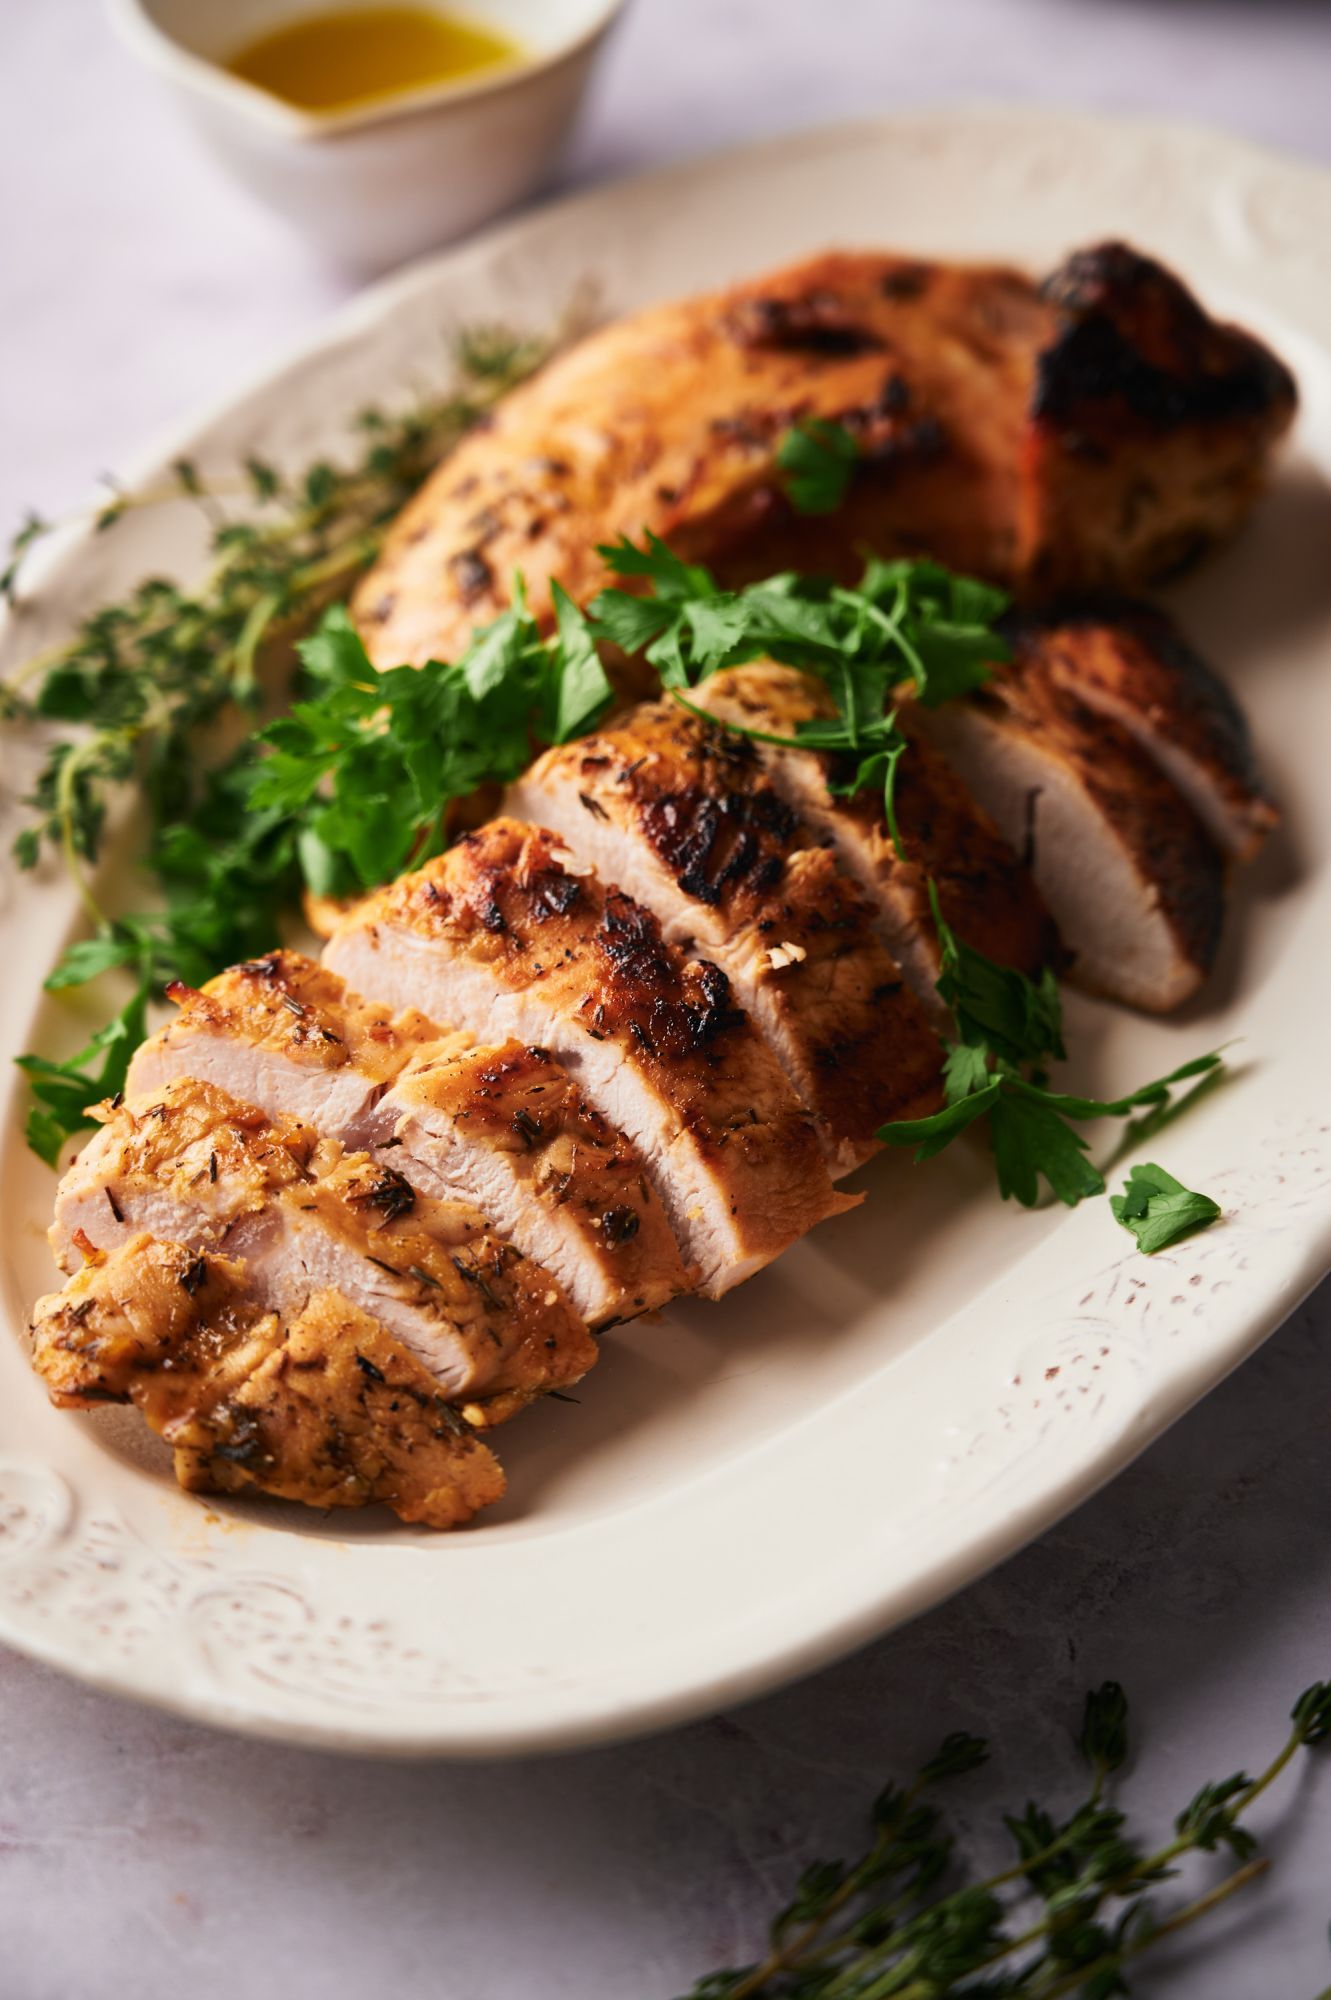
[250,587,611,899]
[590,533,1009,704]
[879,888,1226,1212]
[591,536,1009,851]
[682,1678,1331,1999]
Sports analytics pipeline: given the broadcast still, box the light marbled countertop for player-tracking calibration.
[3,3,1331,1994]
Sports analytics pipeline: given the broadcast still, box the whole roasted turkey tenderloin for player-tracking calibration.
[353,241,1296,671]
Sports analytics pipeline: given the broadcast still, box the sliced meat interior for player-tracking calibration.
[51,1077,596,1420]
[30,1235,505,1529]
[1003,600,1279,861]
[354,242,1295,671]
[383,1038,690,1322]
[507,700,941,1172]
[691,661,1057,1016]
[131,951,689,1325]
[907,657,1226,1013]
[126,949,448,1135]
[323,818,856,1296]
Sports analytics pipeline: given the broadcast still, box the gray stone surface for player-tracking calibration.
[3,3,1330,1993]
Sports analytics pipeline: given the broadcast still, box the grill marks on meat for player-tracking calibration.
[130,951,687,1325]
[323,819,854,1296]
[351,242,1295,670]
[1023,245,1297,593]
[507,703,942,1171]
[50,1076,595,1418]
[690,662,1058,1020]
[29,1237,505,1529]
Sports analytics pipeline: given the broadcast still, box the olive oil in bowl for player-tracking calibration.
[227,6,523,115]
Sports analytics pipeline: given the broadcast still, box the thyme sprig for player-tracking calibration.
[683,1679,1331,1998]
[3,320,558,893]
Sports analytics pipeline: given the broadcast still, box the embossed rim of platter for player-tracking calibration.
[2,103,1331,1756]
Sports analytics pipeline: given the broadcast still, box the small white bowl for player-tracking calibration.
[109,0,625,270]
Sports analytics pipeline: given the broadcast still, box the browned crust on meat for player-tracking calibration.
[154,950,447,1082]
[392,1038,691,1319]
[1001,598,1278,860]
[695,662,1057,986]
[30,1237,505,1528]
[1020,244,1297,590]
[343,819,850,1261]
[514,701,942,1157]
[353,242,1294,667]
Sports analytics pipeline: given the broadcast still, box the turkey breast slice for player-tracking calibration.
[323,818,855,1297]
[50,1076,595,1416]
[128,950,689,1324]
[30,1235,505,1530]
[907,658,1226,1013]
[1003,600,1279,862]
[506,699,942,1172]
[688,661,1058,1022]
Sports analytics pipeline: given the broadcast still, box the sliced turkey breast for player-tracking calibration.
[1003,601,1279,862]
[323,819,854,1296]
[126,949,447,1135]
[130,951,689,1324]
[507,701,941,1171]
[30,1235,505,1529]
[354,242,1295,669]
[383,1038,690,1322]
[51,1078,595,1419]
[908,659,1226,1013]
[690,662,1057,1018]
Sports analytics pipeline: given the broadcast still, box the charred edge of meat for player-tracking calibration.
[1002,594,1272,797]
[527,868,583,923]
[600,1207,640,1246]
[448,548,495,603]
[638,784,795,907]
[725,293,886,357]
[1035,242,1297,431]
[593,894,747,1057]
[879,264,932,301]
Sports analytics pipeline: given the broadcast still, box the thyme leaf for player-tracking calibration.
[680,1680,1331,1998]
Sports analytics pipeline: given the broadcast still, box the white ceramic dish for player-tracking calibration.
[110,0,625,268]
[3,105,1331,1759]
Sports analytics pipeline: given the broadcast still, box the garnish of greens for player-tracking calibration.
[681,1678,1331,2000]
[775,417,861,515]
[3,396,1220,1249]
[1110,1161,1223,1256]
[876,888,1224,1212]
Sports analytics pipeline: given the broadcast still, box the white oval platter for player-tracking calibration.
[2,105,1331,1757]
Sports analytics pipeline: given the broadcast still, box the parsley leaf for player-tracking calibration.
[16,979,150,1167]
[777,418,860,514]
[590,541,1011,855]
[879,893,1226,1214]
[1110,1162,1221,1254]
